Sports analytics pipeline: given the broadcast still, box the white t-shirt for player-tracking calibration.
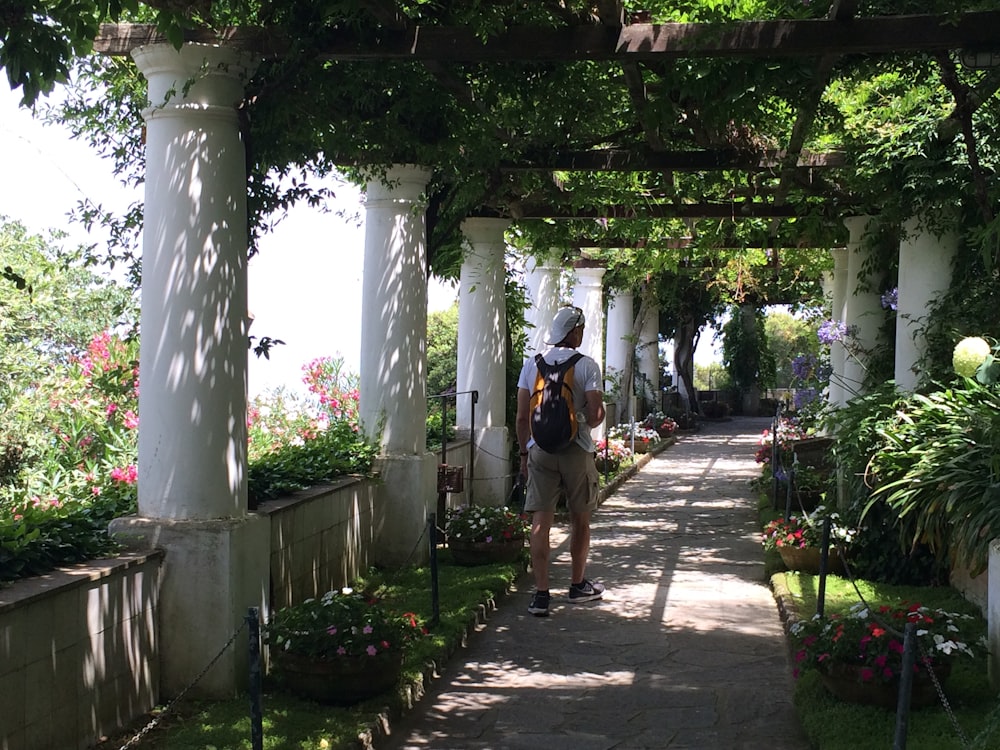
[517,346,604,453]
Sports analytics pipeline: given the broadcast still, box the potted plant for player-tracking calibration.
[762,506,853,573]
[594,437,633,474]
[445,504,529,565]
[608,422,661,453]
[642,411,678,439]
[789,601,985,709]
[266,588,424,704]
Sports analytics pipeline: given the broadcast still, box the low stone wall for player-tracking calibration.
[259,475,381,609]
[0,440,479,750]
[0,551,163,750]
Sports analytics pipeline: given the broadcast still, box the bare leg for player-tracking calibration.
[530,510,554,590]
[569,510,591,584]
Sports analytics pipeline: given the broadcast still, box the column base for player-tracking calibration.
[469,426,511,507]
[374,453,437,567]
[988,539,1000,689]
[109,514,269,698]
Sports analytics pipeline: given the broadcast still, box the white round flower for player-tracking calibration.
[953,336,991,377]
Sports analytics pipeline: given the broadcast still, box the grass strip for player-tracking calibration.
[92,552,526,749]
[776,571,1000,750]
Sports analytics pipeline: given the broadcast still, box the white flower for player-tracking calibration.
[953,336,991,377]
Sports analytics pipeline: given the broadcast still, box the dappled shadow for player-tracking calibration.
[138,113,249,518]
[385,417,808,749]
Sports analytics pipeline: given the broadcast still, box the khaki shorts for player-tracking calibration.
[524,444,600,514]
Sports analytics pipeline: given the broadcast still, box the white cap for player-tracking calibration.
[546,307,586,344]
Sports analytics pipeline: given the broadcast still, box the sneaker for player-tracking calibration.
[527,590,550,617]
[568,579,605,603]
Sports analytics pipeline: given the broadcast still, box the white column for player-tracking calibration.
[572,262,607,439]
[605,290,633,424]
[134,43,254,521]
[895,215,957,391]
[525,256,561,356]
[842,216,883,399]
[111,43,268,699]
[990,540,1000,687]
[360,165,436,565]
[828,247,849,408]
[638,301,661,412]
[457,218,510,506]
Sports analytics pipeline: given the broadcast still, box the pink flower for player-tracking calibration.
[366,645,377,656]
[362,625,373,635]
[860,667,875,682]
[110,465,138,484]
[327,626,337,636]
[337,646,346,656]
[122,411,139,429]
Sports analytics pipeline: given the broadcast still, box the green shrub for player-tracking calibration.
[248,420,377,504]
[2,349,379,582]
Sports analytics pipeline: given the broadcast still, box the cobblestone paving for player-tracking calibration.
[383,417,808,750]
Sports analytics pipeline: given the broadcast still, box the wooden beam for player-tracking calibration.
[500,148,844,172]
[94,11,1000,60]
[486,201,831,220]
[567,236,826,249]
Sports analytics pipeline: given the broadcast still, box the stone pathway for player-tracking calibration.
[383,417,808,749]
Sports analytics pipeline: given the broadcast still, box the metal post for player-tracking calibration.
[784,460,794,520]
[772,404,781,509]
[428,514,440,627]
[246,607,263,750]
[469,390,478,506]
[817,517,831,618]
[893,622,919,750]
[437,398,448,537]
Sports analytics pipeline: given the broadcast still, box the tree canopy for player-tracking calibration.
[4,1,998,355]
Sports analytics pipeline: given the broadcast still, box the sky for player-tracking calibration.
[1,82,720,401]
[0,83,458,398]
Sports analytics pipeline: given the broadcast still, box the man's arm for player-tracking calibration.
[516,387,532,467]
[583,389,605,428]
[515,387,532,448]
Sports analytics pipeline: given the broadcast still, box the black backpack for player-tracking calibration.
[529,352,584,453]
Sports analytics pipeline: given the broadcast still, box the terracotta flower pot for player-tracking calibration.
[818,660,950,710]
[778,544,845,575]
[595,456,622,474]
[449,536,526,566]
[273,649,403,705]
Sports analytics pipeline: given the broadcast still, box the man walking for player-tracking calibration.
[515,305,606,617]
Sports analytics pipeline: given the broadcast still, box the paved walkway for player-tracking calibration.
[384,417,808,750]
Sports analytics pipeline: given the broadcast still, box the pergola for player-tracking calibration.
[73,2,1000,696]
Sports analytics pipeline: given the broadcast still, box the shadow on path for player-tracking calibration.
[384,417,808,750]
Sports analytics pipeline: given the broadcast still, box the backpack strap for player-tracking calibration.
[535,351,583,376]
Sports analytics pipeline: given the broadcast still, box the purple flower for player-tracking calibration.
[880,287,898,311]
[818,321,858,345]
[791,354,816,381]
[793,388,818,409]
[817,320,847,344]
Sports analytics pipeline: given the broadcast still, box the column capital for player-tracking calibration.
[526,255,563,274]
[365,165,432,204]
[573,264,607,285]
[132,43,258,115]
[460,217,510,245]
[843,215,874,246]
